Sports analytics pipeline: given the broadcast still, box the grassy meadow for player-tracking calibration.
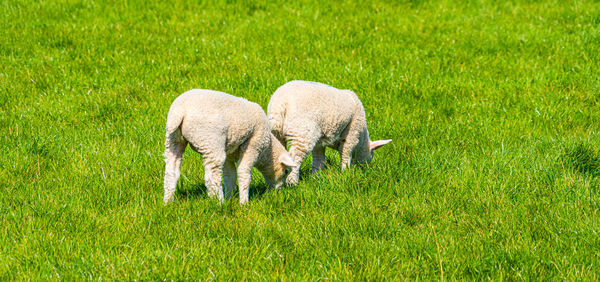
[1,0,600,279]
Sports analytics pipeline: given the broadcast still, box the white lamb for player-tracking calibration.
[163,89,295,204]
[267,80,392,185]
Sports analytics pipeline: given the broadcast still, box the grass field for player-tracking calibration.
[1,0,600,279]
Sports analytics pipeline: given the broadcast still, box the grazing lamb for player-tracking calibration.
[267,80,392,185]
[163,89,295,204]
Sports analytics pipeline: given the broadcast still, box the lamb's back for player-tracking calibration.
[274,81,358,129]
[174,90,267,150]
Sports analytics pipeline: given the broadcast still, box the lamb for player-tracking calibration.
[267,80,392,185]
[163,89,295,204]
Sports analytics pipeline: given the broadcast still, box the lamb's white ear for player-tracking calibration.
[370,139,392,151]
[279,154,295,167]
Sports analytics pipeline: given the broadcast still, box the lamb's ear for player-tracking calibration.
[370,139,392,151]
[279,154,295,167]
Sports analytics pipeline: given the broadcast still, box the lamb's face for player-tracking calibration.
[266,157,293,189]
[353,146,374,164]
[261,134,295,189]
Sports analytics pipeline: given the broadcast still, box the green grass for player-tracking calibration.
[1,0,600,279]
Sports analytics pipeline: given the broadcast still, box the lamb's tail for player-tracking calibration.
[164,105,185,148]
[267,101,287,144]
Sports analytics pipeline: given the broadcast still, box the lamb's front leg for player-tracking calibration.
[204,154,226,203]
[236,163,253,205]
[287,139,314,186]
[338,138,359,170]
[237,146,261,204]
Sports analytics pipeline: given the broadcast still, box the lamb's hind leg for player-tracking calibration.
[163,135,187,204]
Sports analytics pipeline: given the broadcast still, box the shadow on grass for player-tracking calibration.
[176,153,342,202]
[297,154,340,180]
[177,184,208,200]
[176,182,272,202]
[249,184,270,201]
[562,142,600,177]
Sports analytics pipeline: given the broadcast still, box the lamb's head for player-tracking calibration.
[257,134,295,189]
[353,137,392,165]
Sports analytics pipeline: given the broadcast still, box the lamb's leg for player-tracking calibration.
[204,152,226,203]
[338,138,359,170]
[223,158,237,199]
[236,156,256,205]
[287,137,317,185]
[163,138,187,204]
[311,145,326,173]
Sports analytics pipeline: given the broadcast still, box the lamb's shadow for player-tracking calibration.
[297,154,339,181]
[175,152,342,202]
[248,184,270,201]
[177,183,271,202]
[178,183,208,200]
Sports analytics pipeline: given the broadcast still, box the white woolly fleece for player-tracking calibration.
[267,80,392,185]
[163,89,294,204]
